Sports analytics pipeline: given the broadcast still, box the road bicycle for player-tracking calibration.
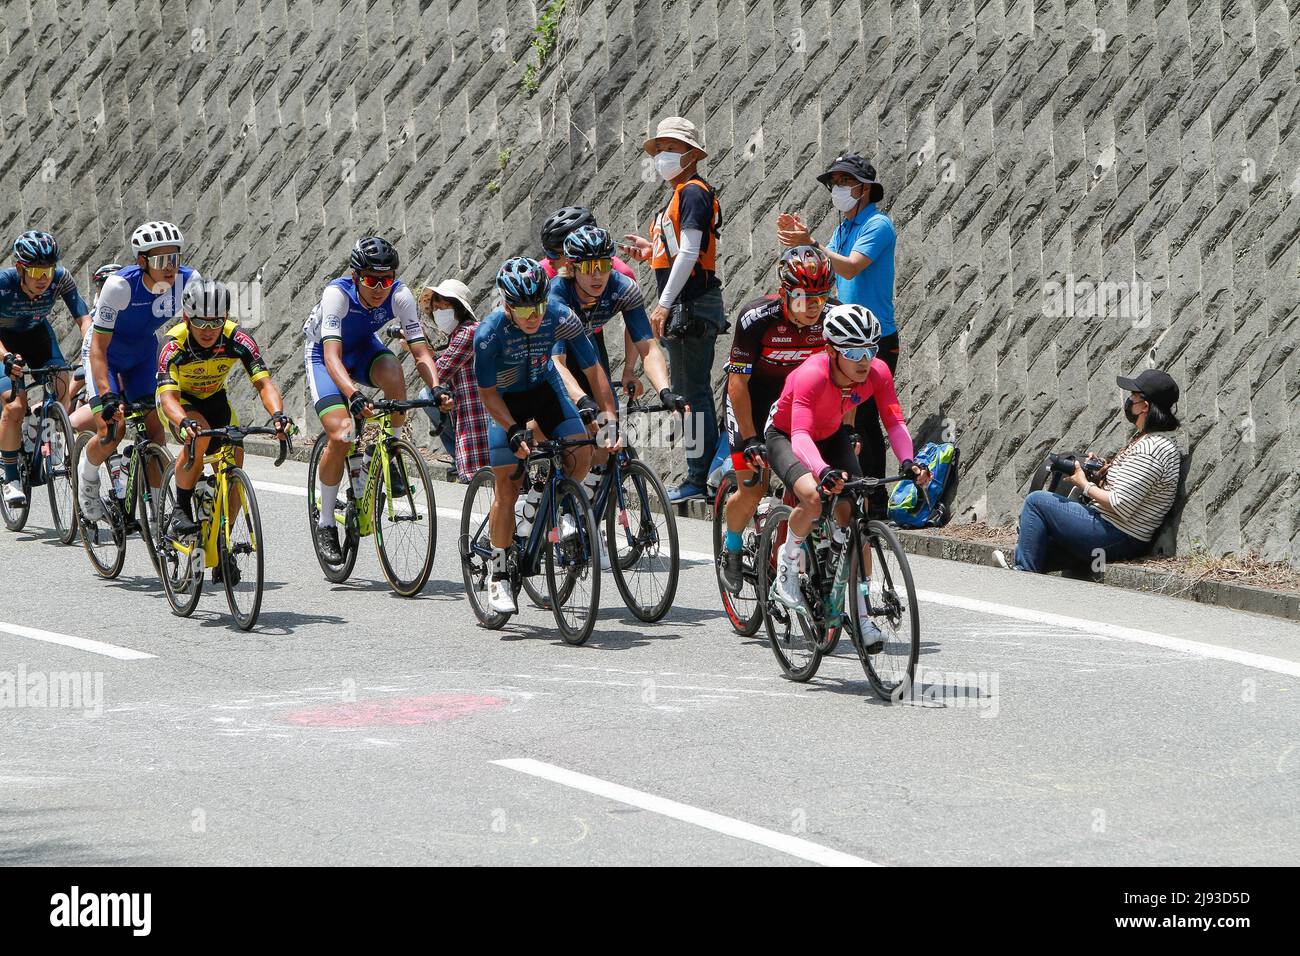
[757,476,921,700]
[0,362,77,542]
[154,424,292,630]
[75,400,170,579]
[306,397,439,596]
[460,435,602,645]
[711,464,791,637]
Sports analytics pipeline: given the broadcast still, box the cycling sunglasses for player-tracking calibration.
[574,258,613,275]
[787,293,828,309]
[188,315,225,330]
[508,302,544,320]
[357,272,396,289]
[144,252,181,271]
[19,264,55,280]
[835,344,878,362]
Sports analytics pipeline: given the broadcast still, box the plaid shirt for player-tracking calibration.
[435,322,489,480]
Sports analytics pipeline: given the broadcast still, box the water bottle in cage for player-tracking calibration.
[194,479,214,525]
[347,450,367,500]
[21,414,39,455]
[515,477,545,538]
[107,453,128,499]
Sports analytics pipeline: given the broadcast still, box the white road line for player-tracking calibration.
[249,479,1300,677]
[0,622,155,661]
[493,757,877,867]
[917,590,1300,678]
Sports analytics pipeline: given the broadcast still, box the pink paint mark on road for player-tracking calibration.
[282,694,506,728]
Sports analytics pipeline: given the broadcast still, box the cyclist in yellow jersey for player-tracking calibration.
[156,279,294,540]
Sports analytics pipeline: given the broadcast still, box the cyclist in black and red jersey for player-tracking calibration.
[718,246,835,593]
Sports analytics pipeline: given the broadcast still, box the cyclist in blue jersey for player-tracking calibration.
[476,256,618,613]
[0,231,90,507]
[304,236,453,563]
[77,221,197,522]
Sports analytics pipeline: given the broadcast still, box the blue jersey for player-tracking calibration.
[302,275,424,353]
[473,301,598,394]
[548,271,652,344]
[93,264,198,364]
[0,266,89,333]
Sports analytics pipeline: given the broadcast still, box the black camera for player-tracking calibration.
[1048,452,1104,480]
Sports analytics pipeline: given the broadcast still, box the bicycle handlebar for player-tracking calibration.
[185,425,294,467]
[97,400,158,445]
[507,435,599,482]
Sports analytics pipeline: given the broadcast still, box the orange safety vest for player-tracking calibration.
[649,176,723,273]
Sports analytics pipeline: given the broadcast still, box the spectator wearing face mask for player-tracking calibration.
[416,279,488,482]
[778,155,897,492]
[995,369,1184,574]
[622,116,726,503]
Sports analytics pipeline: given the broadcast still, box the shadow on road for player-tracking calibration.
[0,807,164,865]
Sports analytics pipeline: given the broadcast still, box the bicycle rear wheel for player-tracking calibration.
[75,433,126,579]
[545,477,600,645]
[154,463,203,617]
[307,433,358,583]
[221,468,265,630]
[459,467,511,629]
[607,459,678,623]
[757,504,823,681]
[134,442,172,576]
[373,437,436,596]
[45,403,78,544]
[712,472,763,636]
[849,520,921,701]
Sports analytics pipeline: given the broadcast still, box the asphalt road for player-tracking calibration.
[2,453,1297,866]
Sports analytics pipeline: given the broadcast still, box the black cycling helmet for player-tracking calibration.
[540,206,596,257]
[349,236,399,272]
[13,230,59,266]
[182,278,232,320]
[496,256,549,306]
[92,263,123,290]
[562,225,615,262]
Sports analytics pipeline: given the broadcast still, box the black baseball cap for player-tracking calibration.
[1116,369,1179,409]
[817,154,879,188]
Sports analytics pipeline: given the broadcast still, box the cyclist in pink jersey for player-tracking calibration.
[765,304,929,637]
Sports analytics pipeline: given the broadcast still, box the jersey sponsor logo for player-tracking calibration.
[726,361,753,375]
[762,348,816,363]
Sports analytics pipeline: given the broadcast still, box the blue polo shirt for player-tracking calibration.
[827,202,896,336]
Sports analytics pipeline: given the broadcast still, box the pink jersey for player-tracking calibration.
[769,351,914,477]
[541,256,637,280]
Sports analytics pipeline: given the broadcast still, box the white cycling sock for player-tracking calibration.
[781,534,804,562]
[318,481,340,528]
[79,453,100,485]
[491,546,508,577]
[857,582,872,618]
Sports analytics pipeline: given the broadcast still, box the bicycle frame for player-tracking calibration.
[169,445,245,571]
[115,407,160,528]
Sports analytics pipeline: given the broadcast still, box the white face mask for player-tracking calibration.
[655,150,685,181]
[831,185,861,213]
[433,308,458,334]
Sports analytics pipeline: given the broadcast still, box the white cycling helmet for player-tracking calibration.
[822,303,881,350]
[131,220,185,255]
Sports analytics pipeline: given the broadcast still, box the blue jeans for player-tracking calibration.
[1013,490,1146,573]
[665,285,725,487]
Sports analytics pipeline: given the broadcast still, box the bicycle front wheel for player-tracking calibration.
[545,477,601,646]
[154,463,203,617]
[76,432,126,579]
[307,433,358,583]
[221,467,265,630]
[606,459,678,623]
[134,442,172,576]
[849,520,921,702]
[373,438,436,596]
[0,456,31,532]
[45,404,78,543]
[757,503,822,682]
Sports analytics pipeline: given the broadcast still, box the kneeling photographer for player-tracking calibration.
[996,369,1183,574]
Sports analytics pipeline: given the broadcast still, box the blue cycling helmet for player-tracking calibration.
[563,225,615,262]
[496,256,549,306]
[13,230,59,266]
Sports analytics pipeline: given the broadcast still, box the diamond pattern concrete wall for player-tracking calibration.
[3,0,1297,563]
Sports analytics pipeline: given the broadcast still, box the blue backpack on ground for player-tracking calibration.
[888,441,958,528]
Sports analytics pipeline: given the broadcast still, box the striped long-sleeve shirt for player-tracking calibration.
[1101,433,1182,542]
